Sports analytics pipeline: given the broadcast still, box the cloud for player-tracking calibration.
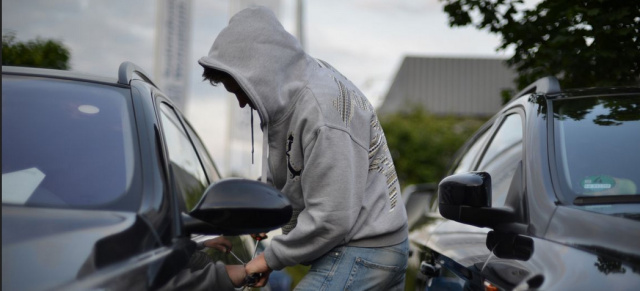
[353,0,442,14]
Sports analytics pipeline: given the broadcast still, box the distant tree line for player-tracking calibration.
[380,109,486,188]
[2,32,71,70]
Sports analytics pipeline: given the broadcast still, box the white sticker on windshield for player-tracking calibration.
[2,168,45,204]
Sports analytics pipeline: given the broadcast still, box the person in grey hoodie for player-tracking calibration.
[199,6,409,290]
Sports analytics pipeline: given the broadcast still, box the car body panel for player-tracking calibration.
[545,206,640,263]
[418,230,640,290]
[2,206,151,290]
[1,65,263,290]
[408,85,640,290]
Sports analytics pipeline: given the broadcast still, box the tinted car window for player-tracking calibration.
[453,128,491,174]
[477,113,523,206]
[158,103,208,211]
[553,94,640,211]
[2,76,139,209]
[183,119,221,183]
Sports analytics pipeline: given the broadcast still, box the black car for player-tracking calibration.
[406,77,640,290]
[2,63,292,290]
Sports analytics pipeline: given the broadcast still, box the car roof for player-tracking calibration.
[2,65,121,87]
[546,87,640,99]
[511,76,640,102]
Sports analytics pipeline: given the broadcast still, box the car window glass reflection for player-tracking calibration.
[477,113,523,206]
[453,129,490,174]
[553,96,640,198]
[183,120,221,183]
[159,103,208,211]
[1,77,135,208]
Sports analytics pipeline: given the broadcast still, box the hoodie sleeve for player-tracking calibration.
[264,126,369,270]
[157,261,236,291]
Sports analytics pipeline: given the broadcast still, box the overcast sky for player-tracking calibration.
[2,0,527,175]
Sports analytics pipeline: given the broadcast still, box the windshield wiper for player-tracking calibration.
[573,195,640,206]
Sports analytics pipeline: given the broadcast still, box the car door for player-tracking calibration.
[412,122,493,290]
[155,99,253,272]
[424,109,526,290]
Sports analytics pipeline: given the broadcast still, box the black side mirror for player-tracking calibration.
[439,172,516,230]
[486,231,534,261]
[183,179,293,236]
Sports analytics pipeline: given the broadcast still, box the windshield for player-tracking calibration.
[2,75,140,210]
[552,93,640,215]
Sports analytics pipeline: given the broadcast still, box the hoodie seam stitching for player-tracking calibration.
[303,89,368,152]
[312,125,369,153]
[270,83,311,127]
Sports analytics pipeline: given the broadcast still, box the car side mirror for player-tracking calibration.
[182,179,292,236]
[439,172,516,230]
[486,231,533,261]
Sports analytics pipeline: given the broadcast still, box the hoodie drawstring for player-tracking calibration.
[261,124,269,184]
[251,108,254,164]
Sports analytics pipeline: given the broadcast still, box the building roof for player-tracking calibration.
[378,56,517,117]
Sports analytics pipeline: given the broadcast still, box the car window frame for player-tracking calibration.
[449,121,494,175]
[154,97,213,216]
[473,107,525,207]
[179,116,222,184]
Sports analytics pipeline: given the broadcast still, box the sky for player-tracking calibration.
[2,0,524,176]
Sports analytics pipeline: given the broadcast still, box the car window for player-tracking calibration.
[158,103,208,211]
[552,94,640,212]
[476,113,523,207]
[453,127,491,174]
[183,119,221,183]
[2,76,139,210]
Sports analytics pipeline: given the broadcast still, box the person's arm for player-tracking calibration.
[158,261,245,291]
[199,236,233,253]
[265,126,369,269]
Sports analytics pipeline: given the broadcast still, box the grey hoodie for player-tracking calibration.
[199,6,407,271]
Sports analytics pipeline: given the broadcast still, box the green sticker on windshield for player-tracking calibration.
[581,175,616,192]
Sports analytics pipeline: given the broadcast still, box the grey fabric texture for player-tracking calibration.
[199,6,408,271]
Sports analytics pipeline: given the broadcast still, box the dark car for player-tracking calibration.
[2,63,292,290]
[406,77,640,290]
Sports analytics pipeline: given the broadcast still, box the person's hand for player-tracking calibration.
[202,236,233,253]
[251,233,268,241]
[245,252,272,287]
[224,265,247,288]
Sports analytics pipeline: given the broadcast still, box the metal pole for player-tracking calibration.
[296,0,305,50]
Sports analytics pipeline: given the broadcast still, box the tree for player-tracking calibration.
[2,33,71,70]
[442,0,640,89]
[380,109,486,187]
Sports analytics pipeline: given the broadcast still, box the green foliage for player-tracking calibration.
[380,109,486,187]
[2,33,71,70]
[283,264,311,289]
[441,0,640,89]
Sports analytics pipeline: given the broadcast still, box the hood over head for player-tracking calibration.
[198,6,312,126]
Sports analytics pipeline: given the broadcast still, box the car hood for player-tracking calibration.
[2,205,138,291]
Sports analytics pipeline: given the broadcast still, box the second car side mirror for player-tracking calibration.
[439,172,517,230]
[486,231,534,261]
[183,179,293,236]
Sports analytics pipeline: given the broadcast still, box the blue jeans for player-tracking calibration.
[295,239,409,291]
